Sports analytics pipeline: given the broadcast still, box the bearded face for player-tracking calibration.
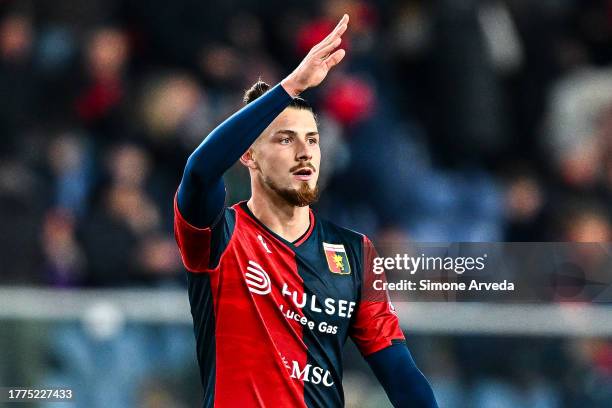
[244,107,321,207]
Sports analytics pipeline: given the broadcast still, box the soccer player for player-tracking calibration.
[174,14,438,408]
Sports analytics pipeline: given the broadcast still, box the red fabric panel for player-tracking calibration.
[350,235,405,356]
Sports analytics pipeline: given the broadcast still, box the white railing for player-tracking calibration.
[0,287,611,337]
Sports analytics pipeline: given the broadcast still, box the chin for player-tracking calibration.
[299,181,317,190]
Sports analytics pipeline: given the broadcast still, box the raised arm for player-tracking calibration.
[177,14,349,227]
[176,85,293,227]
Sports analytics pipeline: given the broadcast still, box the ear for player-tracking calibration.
[240,147,259,170]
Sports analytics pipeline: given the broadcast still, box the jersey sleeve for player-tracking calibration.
[174,191,214,273]
[349,235,405,356]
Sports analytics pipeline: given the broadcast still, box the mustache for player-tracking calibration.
[289,162,316,173]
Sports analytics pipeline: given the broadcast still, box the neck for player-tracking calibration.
[247,189,311,243]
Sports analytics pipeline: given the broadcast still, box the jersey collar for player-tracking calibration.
[238,201,315,248]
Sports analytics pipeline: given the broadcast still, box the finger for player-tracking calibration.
[310,22,347,55]
[324,14,349,42]
[323,15,349,44]
[331,14,349,37]
[324,48,346,69]
[333,22,348,40]
[313,37,341,59]
[310,15,349,54]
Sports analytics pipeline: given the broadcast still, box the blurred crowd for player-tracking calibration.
[1,0,612,407]
[3,0,612,285]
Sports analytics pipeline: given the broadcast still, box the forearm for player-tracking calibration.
[184,83,292,181]
[366,343,438,408]
[177,83,293,226]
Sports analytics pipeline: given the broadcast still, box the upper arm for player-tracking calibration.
[349,297,405,356]
[174,189,236,273]
[177,174,226,228]
[174,190,216,273]
[349,235,405,356]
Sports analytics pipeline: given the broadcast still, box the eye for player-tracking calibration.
[307,137,318,145]
[280,137,291,145]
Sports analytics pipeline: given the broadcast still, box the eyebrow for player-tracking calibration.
[275,130,319,137]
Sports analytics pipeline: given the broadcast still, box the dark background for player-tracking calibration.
[1,0,612,406]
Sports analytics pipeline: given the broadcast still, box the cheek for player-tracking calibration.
[257,151,285,174]
[313,147,321,166]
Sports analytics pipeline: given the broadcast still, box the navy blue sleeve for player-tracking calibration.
[366,342,438,408]
[177,84,294,227]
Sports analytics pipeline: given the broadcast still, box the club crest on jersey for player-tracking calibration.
[322,242,351,275]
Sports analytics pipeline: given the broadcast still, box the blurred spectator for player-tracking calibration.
[74,27,129,134]
[545,67,612,190]
[0,12,38,156]
[503,165,546,240]
[322,74,375,125]
[0,160,46,283]
[78,141,181,286]
[42,209,85,286]
[47,132,92,216]
[140,73,209,147]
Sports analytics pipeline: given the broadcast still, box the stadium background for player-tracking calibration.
[1,0,612,406]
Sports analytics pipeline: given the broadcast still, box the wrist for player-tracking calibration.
[280,77,304,98]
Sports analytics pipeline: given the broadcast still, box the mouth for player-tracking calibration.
[292,167,315,181]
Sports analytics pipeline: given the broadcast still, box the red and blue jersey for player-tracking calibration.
[174,196,405,408]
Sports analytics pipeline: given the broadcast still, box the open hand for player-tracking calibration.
[281,14,349,97]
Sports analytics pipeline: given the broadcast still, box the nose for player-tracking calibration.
[295,138,313,162]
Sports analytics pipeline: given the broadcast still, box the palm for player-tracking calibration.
[298,56,337,87]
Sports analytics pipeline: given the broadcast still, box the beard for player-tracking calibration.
[262,174,320,207]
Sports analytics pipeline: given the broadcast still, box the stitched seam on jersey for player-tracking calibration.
[206,207,238,274]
